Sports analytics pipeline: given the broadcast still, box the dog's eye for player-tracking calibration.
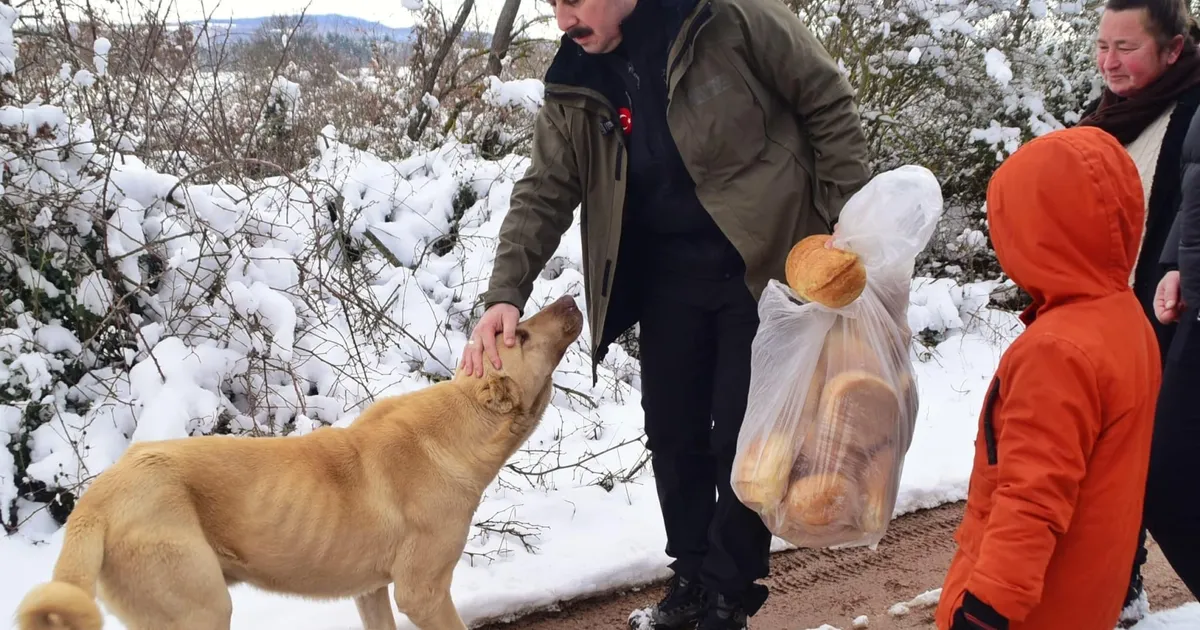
[516,329,530,344]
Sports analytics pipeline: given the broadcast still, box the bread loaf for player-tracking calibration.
[821,322,884,376]
[800,369,900,463]
[782,472,855,528]
[734,350,829,512]
[785,234,868,308]
[772,368,902,534]
[732,433,796,511]
[859,444,897,533]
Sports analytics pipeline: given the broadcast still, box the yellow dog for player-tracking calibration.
[15,294,584,630]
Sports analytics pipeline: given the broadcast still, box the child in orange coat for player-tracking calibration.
[935,126,1162,630]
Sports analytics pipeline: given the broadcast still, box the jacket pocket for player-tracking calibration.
[981,377,1001,466]
[672,52,768,178]
[726,51,825,226]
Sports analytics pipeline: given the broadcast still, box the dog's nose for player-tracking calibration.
[551,294,579,313]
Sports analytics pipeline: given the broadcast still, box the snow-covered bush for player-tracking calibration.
[0,0,547,534]
[795,0,1106,283]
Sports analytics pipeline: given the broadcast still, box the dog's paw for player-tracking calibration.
[628,606,654,630]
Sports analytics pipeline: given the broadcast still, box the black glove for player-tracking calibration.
[951,591,1009,630]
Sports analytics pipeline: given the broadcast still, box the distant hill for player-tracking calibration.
[189,14,417,43]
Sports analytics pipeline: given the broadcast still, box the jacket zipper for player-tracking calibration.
[982,377,1000,465]
[604,123,625,298]
[544,85,628,299]
[667,0,714,90]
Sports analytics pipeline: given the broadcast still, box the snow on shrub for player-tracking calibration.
[0,65,644,534]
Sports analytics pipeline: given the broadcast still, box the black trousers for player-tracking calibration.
[637,269,774,615]
[1142,306,1200,599]
[1123,296,1180,609]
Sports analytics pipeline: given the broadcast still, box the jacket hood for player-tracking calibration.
[986,126,1145,324]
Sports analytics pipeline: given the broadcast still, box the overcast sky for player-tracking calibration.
[153,0,559,38]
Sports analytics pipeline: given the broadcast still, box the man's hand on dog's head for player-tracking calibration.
[461,303,520,377]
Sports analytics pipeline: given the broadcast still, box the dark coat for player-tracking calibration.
[1162,92,1200,311]
[478,0,871,381]
[1082,83,1200,357]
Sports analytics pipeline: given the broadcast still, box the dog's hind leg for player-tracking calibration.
[99,533,233,630]
[354,586,397,630]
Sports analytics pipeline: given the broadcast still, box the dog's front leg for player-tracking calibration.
[390,557,467,630]
[354,586,397,630]
[393,584,467,630]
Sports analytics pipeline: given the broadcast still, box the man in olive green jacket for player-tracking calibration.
[459,0,869,626]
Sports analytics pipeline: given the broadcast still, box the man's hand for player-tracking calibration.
[1154,270,1186,324]
[823,224,840,248]
[460,303,520,377]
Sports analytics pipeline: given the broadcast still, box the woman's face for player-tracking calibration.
[1097,8,1184,97]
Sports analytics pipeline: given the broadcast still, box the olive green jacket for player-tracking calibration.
[480,0,871,379]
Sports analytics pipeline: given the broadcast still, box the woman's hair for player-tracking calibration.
[1105,0,1200,48]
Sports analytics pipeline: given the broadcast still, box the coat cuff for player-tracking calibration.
[477,287,526,315]
[965,568,1036,623]
[955,591,1009,630]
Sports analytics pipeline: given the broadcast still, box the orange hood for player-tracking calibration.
[986,126,1145,324]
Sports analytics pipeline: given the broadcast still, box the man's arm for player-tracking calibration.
[1162,211,1181,271]
[737,0,871,223]
[479,102,583,314]
[966,335,1103,622]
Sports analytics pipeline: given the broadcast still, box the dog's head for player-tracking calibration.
[460,294,584,418]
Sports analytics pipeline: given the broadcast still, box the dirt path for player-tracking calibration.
[476,502,1195,630]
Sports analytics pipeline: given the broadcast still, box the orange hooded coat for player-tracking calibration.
[935,126,1162,630]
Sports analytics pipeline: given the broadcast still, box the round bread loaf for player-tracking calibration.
[784,234,868,308]
[783,472,855,527]
[733,433,796,511]
[799,369,900,467]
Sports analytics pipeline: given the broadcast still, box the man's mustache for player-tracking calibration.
[567,26,593,39]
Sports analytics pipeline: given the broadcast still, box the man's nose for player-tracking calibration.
[555,6,577,31]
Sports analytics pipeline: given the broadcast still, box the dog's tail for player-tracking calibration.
[15,517,106,630]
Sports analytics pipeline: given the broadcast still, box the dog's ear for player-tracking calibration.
[476,374,521,414]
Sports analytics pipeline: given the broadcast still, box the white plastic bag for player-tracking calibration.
[732,165,943,550]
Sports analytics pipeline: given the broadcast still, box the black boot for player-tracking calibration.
[1117,574,1148,629]
[1116,528,1149,628]
[696,593,748,630]
[646,574,708,629]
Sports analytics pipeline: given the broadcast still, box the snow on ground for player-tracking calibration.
[887,587,943,617]
[799,596,1200,630]
[1131,603,1200,629]
[0,126,1191,629]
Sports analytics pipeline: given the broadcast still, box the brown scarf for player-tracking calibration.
[1077,40,1200,145]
